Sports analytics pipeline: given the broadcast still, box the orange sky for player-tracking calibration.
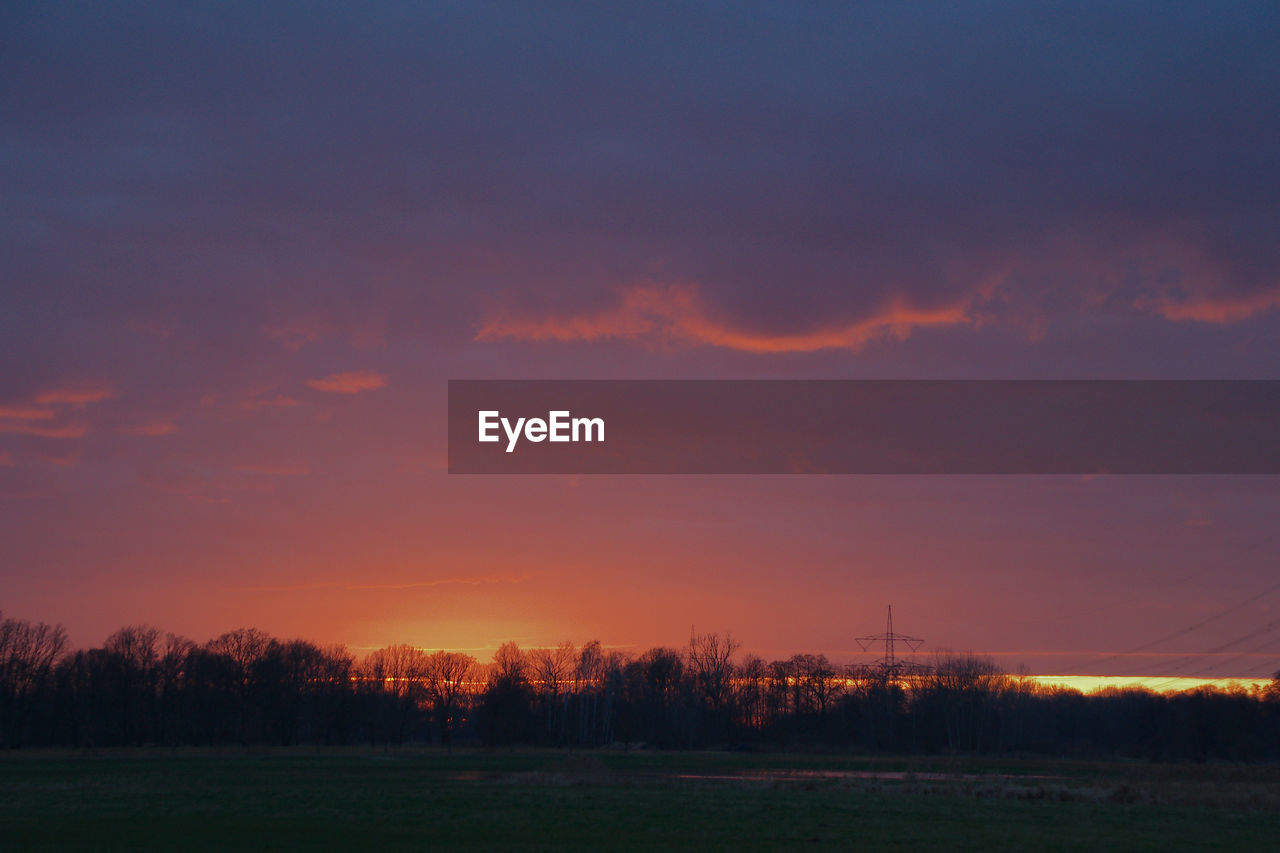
[3,3,1280,681]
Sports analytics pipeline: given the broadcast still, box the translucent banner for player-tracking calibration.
[448,380,1280,474]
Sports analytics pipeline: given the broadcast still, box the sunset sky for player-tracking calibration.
[3,3,1279,678]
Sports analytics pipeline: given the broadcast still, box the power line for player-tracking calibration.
[1127,616,1280,690]
[1143,640,1280,692]
[1058,578,1280,675]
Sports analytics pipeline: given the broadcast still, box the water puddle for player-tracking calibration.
[672,769,1063,782]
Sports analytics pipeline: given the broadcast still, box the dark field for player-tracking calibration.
[2,749,1278,851]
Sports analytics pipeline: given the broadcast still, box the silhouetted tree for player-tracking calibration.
[479,642,532,746]
[361,644,427,745]
[425,650,475,750]
[687,631,740,742]
[102,625,161,745]
[627,646,686,746]
[918,652,1008,752]
[3,610,1280,761]
[0,613,67,748]
[530,642,574,744]
[157,633,195,745]
[257,639,347,745]
[207,628,272,744]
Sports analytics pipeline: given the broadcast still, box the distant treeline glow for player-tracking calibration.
[2,613,1278,759]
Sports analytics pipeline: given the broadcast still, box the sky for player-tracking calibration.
[2,2,1279,677]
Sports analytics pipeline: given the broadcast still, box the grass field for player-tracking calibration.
[1,749,1277,851]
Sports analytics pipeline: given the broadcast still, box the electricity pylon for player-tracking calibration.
[856,605,926,679]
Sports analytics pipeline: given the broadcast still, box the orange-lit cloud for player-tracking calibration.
[1,388,108,439]
[476,284,972,353]
[118,421,178,437]
[1139,287,1280,324]
[34,384,114,405]
[0,450,13,467]
[306,370,388,393]
[0,405,55,420]
[0,422,90,438]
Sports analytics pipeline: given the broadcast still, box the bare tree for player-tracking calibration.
[361,644,428,745]
[923,651,1008,752]
[104,626,160,668]
[530,641,575,742]
[736,654,767,729]
[805,654,840,715]
[0,613,68,747]
[491,642,527,685]
[687,631,740,712]
[424,650,476,750]
[102,625,162,745]
[362,644,427,699]
[482,642,531,746]
[208,628,272,689]
[576,640,605,744]
[207,628,274,744]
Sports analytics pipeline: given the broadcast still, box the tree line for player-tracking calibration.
[2,611,1278,760]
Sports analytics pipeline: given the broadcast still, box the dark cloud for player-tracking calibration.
[2,2,1280,657]
[4,3,1279,347]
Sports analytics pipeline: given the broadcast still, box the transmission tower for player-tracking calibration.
[856,605,926,679]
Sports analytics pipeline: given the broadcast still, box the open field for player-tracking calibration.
[1,749,1278,851]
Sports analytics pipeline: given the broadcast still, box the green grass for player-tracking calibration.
[1,749,1277,851]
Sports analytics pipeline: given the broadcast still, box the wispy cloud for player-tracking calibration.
[0,422,90,438]
[0,405,55,420]
[118,421,178,437]
[0,386,110,439]
[306,370,388,393]
[226,574,532,592]
[477,284,972,353]
[33,384,114,405]
[1138,287,1280,324]
[239,393,302,411]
